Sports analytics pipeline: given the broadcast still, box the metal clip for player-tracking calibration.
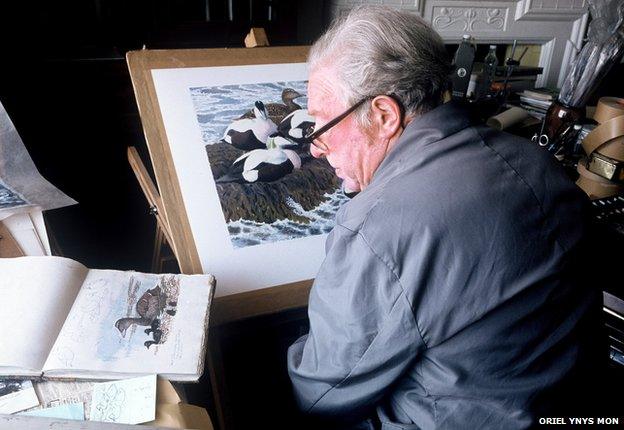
[586,153,624,183]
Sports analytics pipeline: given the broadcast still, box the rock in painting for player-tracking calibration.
[206,143,340,224]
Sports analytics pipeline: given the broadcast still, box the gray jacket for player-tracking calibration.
[287,102,596,429]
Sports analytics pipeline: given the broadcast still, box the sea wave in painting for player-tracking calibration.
[190,80,308,145]
[226,189,350,248]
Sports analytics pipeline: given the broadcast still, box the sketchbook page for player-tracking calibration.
[0,256,88,373]
[43,270,215,380]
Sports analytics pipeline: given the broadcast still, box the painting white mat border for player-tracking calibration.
[152,63,327,297]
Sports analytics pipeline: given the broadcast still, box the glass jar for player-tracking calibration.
[540,100,585,151]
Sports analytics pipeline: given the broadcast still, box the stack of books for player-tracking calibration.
[604,290,624,367]
[516,87,559,120]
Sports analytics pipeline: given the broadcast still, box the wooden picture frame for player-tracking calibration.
[127,47,323,324]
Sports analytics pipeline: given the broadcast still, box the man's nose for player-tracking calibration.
[309,142,326,158]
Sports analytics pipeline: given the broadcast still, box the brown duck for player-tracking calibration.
[115,286,176,338]
[239,88,304,123]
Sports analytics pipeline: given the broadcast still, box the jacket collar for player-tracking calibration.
[371,101,477,184]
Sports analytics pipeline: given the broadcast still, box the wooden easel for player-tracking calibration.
[128,146,228,430]
[125,47,313,323]
[0,221,25,257]
[127,146,178,273]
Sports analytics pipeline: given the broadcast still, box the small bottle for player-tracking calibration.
[480,45,499,98]
[451,35,476,99]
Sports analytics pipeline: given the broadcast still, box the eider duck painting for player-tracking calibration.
[216,148,301,184]
[222,101,277,151]
[189,79,348,249]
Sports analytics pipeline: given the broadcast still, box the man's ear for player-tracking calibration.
[369,95,403,139]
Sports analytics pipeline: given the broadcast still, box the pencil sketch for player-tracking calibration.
[56,280,107,352]
[92,384,125,422]
[189,80,347,249]
[55,346,75,368]
[115,276,179,349]
[0,181,29,210]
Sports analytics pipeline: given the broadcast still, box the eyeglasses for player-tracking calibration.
[303,96,373,151]
[303,94,406,152]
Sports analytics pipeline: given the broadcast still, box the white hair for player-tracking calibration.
[309,5,451,125]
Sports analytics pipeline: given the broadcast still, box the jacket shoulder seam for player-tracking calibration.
[471,127,568,252]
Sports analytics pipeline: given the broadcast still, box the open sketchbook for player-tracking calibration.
[0,256,215,382]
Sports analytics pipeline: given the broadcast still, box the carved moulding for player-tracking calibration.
[432,6,508,32]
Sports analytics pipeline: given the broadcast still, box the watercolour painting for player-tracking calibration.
[61,274,179,363]
[188,80,347,249]
[152,62,346,296]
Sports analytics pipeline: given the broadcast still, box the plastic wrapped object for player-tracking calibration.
[559,0,624,108]
[537,0,624,153]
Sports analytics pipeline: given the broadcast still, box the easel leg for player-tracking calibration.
[151,225,165,273]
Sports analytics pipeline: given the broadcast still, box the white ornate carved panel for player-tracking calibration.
[327,0,589,87]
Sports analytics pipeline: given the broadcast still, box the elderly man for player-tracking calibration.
[287,5,598,430]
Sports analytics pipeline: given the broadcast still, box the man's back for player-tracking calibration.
[288,102,598,429]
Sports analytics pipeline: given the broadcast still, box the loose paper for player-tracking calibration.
[32,380,95,419]
[20,402,85,420]
[89,375,157,424]
[0,380,39,414]
[1,211,48,256]
[0,100,76,215]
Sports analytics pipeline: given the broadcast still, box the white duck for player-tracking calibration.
[216,148,301,184]
[222,101,277,150]
[277,109,315,143]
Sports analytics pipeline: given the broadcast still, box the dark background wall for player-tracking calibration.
[0,0,326,271]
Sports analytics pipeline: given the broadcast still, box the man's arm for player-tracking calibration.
[287,224,425,422]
